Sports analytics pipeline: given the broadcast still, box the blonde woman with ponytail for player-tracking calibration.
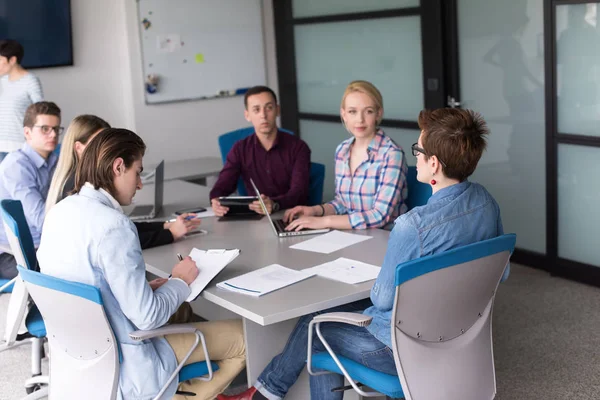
[47,115,200,249]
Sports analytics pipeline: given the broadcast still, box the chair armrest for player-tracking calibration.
[311,312,373,327]
[129,324,199,341]
[130,324,216,400]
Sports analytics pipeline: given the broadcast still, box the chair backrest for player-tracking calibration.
[406,166,432,210]
[0,200,38,345]
[18,266,120,400]
[0,199,37,271]
[307,162,325,206]
[217,127,325,205]
[391,234,516,400]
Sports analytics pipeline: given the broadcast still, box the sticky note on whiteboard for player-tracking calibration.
[195,53,205,63]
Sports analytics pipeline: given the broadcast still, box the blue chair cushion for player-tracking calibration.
[25,305,46,338]
[179,361,220,382]
[0,278,14,293]
[311,352,404,399]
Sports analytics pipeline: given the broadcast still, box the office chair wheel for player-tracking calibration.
[25,383,44,394]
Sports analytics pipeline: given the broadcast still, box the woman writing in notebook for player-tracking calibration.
[46,114,200,249]
[284,80,408,231]
[37,128,246,400]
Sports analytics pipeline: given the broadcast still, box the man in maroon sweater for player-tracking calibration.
[210,86,311,216]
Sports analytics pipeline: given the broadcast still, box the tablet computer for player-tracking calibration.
[218,196,261,220]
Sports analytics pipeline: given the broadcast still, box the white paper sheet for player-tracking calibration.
[185,248,240,302]
[289,230,373,254]
[303,258,381,284]
[216,264,315,297]
[193,209,216,219]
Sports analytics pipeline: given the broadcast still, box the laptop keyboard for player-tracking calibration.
[274,219,287,232]
[274,219,307,232]
[129,205,154,217]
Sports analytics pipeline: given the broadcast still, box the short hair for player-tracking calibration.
[340,80,384,124]
[244,86,278,109]
[23,102,61,127]
[74,128,146,198]
[418,108,489,181]
[0,39,24,64]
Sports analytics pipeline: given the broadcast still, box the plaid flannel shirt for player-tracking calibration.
[328,130,408,229]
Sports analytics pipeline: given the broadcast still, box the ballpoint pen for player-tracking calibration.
[168,215,199,222]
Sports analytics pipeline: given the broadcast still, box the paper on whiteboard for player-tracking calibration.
[303,258,381,284]
[289,230,372,254]
[157,34,182,53]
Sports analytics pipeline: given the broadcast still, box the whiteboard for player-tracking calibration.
[137,0,267,104]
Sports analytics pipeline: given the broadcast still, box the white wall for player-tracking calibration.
[35,0,278,164]
[34,0,134,130]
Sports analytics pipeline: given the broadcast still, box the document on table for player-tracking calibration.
[185,248,240,302]
[303,258,381,284]
[216,264,315,297]
[189,209,216,219]
[289,230,373,254]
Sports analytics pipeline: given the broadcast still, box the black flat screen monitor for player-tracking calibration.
[0,0,73,69]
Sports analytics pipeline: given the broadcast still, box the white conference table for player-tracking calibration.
[130,180,390,399]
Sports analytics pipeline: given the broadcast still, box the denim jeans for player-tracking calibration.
[308,322,397,400]
[0,152,7,164]
[255,298,374,400]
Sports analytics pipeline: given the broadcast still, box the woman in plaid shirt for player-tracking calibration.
[284,80,408,231]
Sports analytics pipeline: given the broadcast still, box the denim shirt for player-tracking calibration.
[0,143,57,249]
[37,185,190,400]
[363,181,507,348]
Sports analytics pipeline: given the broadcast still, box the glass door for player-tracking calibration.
[553,2,600,281]
[273,0,446,201]
[451,0,547,259]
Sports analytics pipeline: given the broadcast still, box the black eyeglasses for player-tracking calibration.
[411,143,447,168]
[33,125,65,136]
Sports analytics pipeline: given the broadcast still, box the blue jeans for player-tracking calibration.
[308,322,397,400]
[256,298,394,399]
[0,152,7,164]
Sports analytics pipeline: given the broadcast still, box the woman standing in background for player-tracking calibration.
[0,40,43,163]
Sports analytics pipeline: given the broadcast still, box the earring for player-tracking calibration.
[430,172,436,186]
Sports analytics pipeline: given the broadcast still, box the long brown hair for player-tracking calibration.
[74,128,146,197]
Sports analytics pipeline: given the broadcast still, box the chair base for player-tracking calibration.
[23,375,49,400]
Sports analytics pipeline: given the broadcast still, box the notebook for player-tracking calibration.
[216,264,315,297]
[185,248,240,302]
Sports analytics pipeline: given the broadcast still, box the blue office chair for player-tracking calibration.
[307,234,516,399]
[406,166,432,210]
[0,277,15,293]
[0,199,47,396]
[218,127,325,205]
[18,265,220,400]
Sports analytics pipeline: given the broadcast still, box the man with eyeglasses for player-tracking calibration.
[0,101,61,279]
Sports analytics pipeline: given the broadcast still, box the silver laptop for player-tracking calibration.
[129,160,164,220]
[249,178,330,238]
